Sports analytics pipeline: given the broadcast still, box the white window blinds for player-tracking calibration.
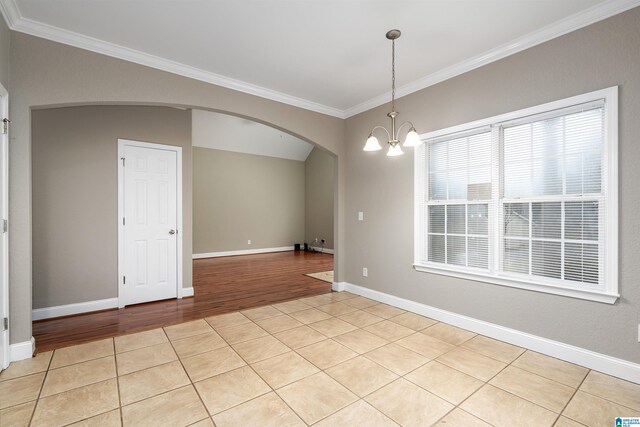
[415,87,618,303]
[500,102,604,289]
[422,129,492,270]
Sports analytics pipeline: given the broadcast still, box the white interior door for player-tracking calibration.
[0,85,8,370]
[119,140,181,307]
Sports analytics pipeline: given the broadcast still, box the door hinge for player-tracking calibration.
[123,217,125,226]
[2,118,10,134]
[121,157,125,167]
[2,219,6,233]
[123,276,126,285]
[2,317,7,331]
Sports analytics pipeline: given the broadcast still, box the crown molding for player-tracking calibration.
[343,0,640,118]
[0,0,345,119]
[0,0,18,27]
[1,0,638,120]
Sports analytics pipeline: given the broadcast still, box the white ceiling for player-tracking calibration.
[192,110,314,161]
[2,0,637,117]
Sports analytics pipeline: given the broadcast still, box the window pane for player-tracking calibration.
[504,239,529,274]
[468,237,488,269]
[447,236,466,266]
[468,133,491,165]
[429,142,447,172]
[532,116,563,158]
[532,202,561,239]
[428,206,445,233]
[583,152,602,194]
[504,125,531,164]
[533,157,563,196]
[429,172,447,200]
[566,153,602,195]
[447,205,466,234]
[565,109,603,153]
[532,241,561,279]
[428,235,445,263]
[504,161,532,198]
[447,137,468,170]
[468,204,488,235]
[447,169,467,199]
[504,203,529,237]
[565,201,599,241]
[565,243,599,284]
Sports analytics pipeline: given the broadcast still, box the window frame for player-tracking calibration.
[414,86,618,304]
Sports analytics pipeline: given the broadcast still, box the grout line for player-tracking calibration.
[26,350,54,427]
[162,326,212,427]
[112,339,125,427]
[556,371,591,425]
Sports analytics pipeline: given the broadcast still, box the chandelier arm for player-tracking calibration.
[370,125,392,142]
[394,121,416,140]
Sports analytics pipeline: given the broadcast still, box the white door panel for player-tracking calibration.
[121,142,179,306]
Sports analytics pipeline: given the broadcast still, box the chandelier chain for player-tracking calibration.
[391,38,396,112]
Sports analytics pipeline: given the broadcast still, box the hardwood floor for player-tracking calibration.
[32,251,333,352]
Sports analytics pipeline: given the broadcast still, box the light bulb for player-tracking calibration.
[363,135,382,151]
[403,129,421,147]
[386,143,403,157]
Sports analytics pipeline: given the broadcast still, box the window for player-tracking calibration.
[414,87,618,303]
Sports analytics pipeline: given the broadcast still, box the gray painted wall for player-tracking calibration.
[193,147,305,253]
[344,8,640,363]
[305,148,335,250]
[0,18,8,89]
[8,32,345,344]
[31,106,193,309]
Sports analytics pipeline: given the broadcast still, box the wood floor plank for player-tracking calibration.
[33,251,333,352]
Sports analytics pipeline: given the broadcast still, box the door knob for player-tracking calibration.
[169,229,176,235]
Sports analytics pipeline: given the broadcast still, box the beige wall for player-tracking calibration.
[305,148,335,250]
[0,18,8,89]
[193,147,305,253]
[9,32,345,344]
[345,8,640,363]
[31,106,192,309]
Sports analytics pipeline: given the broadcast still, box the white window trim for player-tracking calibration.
[414,86,619,304]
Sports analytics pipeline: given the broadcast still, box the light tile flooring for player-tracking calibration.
[1,292,639,427]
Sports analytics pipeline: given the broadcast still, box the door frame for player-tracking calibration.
[117,138,183,308]
[0,83,8,369]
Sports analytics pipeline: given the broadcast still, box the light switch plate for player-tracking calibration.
[358,212,364,221]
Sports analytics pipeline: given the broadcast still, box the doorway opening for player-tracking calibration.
[29,105,337,351]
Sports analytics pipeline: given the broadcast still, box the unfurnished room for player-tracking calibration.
[0,1,639,426]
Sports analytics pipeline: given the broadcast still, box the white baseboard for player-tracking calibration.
[340,282,640,384]
[179,287,194,298]
[332,282,347,292]
[308,246,334,254]
[10,337,35,361]
[32,298,119,321]
[193,246,294,259]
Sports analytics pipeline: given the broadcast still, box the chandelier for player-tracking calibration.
[363,29,421,156]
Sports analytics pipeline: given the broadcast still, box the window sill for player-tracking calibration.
[413,263,619,304]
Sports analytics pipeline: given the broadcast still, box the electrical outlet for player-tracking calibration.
[358,212,364,221]
[362,267,368,277]
[247,240,251,245]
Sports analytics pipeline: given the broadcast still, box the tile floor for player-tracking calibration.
[1,292,639,427]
